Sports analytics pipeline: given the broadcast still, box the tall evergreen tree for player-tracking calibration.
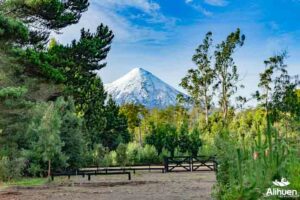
[103,97,130,149]
[57,97,85,170]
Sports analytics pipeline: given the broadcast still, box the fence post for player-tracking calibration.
[164,157,169,173]
[190,157,193,172]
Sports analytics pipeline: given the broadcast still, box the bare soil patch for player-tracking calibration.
[0,171,215,200]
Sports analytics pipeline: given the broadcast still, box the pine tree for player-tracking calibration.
[1,0,89,45]
[103,97,130,149]
[56,97,85,170]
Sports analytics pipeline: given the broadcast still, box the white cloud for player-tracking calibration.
[185,0,213,16]
[204,0,228,6]
[192,4,213,16]
[93,0,176,29]
[185,0,193,3]
[94,0,160,14]
[54,0,173,44]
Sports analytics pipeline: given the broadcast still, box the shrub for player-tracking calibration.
[92,144,108,167]
[116,143,128,166]
[140,144,159,164]
[0,86,28,99]
[0,157,25,182]
[159,147,171,163]
[126,142,142,165]
[103,151,117,167]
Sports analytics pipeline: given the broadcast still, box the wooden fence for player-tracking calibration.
[164,156,217,172]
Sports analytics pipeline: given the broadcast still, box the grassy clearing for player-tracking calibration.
[0,177,48,189]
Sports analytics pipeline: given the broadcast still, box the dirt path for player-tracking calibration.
[0,171,216,200]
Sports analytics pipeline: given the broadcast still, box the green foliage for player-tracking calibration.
[56,97,85,169]
[16,48,66,82]
[140,144,159,164]
[212,52,300,199]
[0,14,29,44]
[92,144,108,167]
[145,120,202,157]
[159,148,171,162]
[214,28,245,121]
[88,142,162,166]
[102,97,130,149]
[0,86,27,99]
[179,31,215,124]
[146,122,177,155]
[24,102,66,177]
[255,52,300,126]
[0,157,25,182]
[65,25,114,72]
[126,142,142,165]
[1,0,89,45]
[116,143,128,166]
[119,103,148,135]
[0,85,33,159]
[3,177,47,187]
[102,151,117,167]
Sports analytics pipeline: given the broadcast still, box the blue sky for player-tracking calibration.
[56,0,300,106]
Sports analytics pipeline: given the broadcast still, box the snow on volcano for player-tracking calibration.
[104,68,186,109]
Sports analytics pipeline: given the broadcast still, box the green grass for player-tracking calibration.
[1,177,48,189]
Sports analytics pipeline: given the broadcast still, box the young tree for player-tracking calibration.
[179,32,215,125]
[255,53,300,130]
[214,28,245,122]
[27,102,65,178]
[56,97,85,170]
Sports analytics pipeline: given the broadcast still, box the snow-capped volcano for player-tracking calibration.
[104,68,185,108]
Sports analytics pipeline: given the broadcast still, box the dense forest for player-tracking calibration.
[0,0,299,199]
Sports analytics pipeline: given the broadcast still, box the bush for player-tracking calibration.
[0,157,25,182]
[102,151,117,167]
[92,144,108,167]
[116,143,128,166]
[159,147,171,163]
[126,142,142,165]
[0,86,28,99]
[140,144,159,164]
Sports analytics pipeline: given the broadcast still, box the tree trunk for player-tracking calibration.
[205,106,209,125]
[139,126,142,146]
[48,159,51,178]
[204,91,209,125]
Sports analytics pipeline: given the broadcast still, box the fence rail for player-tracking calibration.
[164,156,217,172]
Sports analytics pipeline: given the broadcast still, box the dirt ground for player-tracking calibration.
[0,171,216,200]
